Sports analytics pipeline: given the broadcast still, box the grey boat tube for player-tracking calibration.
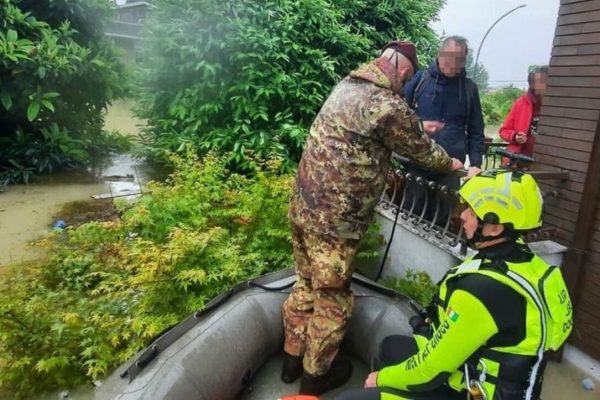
[94,269,417,400]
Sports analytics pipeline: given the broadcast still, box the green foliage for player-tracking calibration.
[0,0,128,184]
[335,0,445,69]
[136,0,445,171]
[355,221,385,262]
[383,269,437,306]
[481,86,524,127]
[0,149,381,398]
[0,151,295,398]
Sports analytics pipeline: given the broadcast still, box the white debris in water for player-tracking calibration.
[582,378,595,391]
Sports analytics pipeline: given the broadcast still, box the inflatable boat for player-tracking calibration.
[94,269,417,400]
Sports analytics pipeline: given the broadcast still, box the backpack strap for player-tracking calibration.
[412,71,477,161]
[412,71,475,125]
[411,70,431,109]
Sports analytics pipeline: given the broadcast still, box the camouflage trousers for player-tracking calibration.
[282,223,360,376]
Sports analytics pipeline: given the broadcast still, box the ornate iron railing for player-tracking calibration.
[379,150,570,256]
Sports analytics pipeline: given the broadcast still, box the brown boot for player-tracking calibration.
[281,353,303,383]
[299,358,353,395]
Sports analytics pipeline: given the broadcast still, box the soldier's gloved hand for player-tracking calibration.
[451,158,463,171]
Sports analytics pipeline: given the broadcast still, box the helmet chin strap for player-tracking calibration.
[467,221,510,248]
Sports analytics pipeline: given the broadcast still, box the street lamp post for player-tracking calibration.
[474,4,527,71]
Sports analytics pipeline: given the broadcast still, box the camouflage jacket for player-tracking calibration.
[290,60,453,239]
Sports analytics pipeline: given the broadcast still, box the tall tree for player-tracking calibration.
[136,0,446,171]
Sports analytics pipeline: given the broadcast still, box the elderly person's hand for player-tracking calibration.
[515,132,527,144]
[422,120,445,135]
[466,166,481,179]
[364,371,379,388]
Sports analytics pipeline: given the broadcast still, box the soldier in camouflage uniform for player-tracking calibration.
[281,41,463,396]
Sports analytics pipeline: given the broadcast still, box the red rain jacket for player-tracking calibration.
[499,91,541,158]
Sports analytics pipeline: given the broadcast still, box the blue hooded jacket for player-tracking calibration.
[404,62,485,167]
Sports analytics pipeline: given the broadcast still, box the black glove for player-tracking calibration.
[409,314,432,337]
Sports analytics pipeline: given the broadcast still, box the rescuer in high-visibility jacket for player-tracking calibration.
[337,169,574,400]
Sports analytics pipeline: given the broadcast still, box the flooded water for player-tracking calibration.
[0,154,163,268]
[0,100,160,268]
[0,171,106,266]
[104,99,146,137]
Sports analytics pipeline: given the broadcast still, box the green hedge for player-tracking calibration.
[481,86,524,128]
[136,0,444,171]
[0,0,128,184]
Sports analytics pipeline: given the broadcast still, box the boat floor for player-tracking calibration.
[239,353,370,400]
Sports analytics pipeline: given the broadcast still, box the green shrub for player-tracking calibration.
[0,0,128,184]
[0,149,381,398]
[0,151,293,397]
[136,0,444,171]
[383,269,437,306]
[481,86,524,127]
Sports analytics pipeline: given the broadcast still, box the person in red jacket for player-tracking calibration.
[499,66,548,168]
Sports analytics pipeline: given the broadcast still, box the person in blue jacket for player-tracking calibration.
[403,36,485,225]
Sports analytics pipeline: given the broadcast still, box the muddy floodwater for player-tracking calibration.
[0,154,163,268]
[0,172,107,266]
[0,100,156,268]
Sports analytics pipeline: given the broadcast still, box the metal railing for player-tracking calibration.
[379,170,465,254]
[379,150,570,256]
[482,142,508,170]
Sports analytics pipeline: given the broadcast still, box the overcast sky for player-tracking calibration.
[431,0,560,88]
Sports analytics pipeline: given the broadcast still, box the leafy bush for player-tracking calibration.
[136,0,444,171]
[0,0,128,184]
[383,269,437,306]
[481,86,524,127]
[0,150,381,398]
[0,151,292,397]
